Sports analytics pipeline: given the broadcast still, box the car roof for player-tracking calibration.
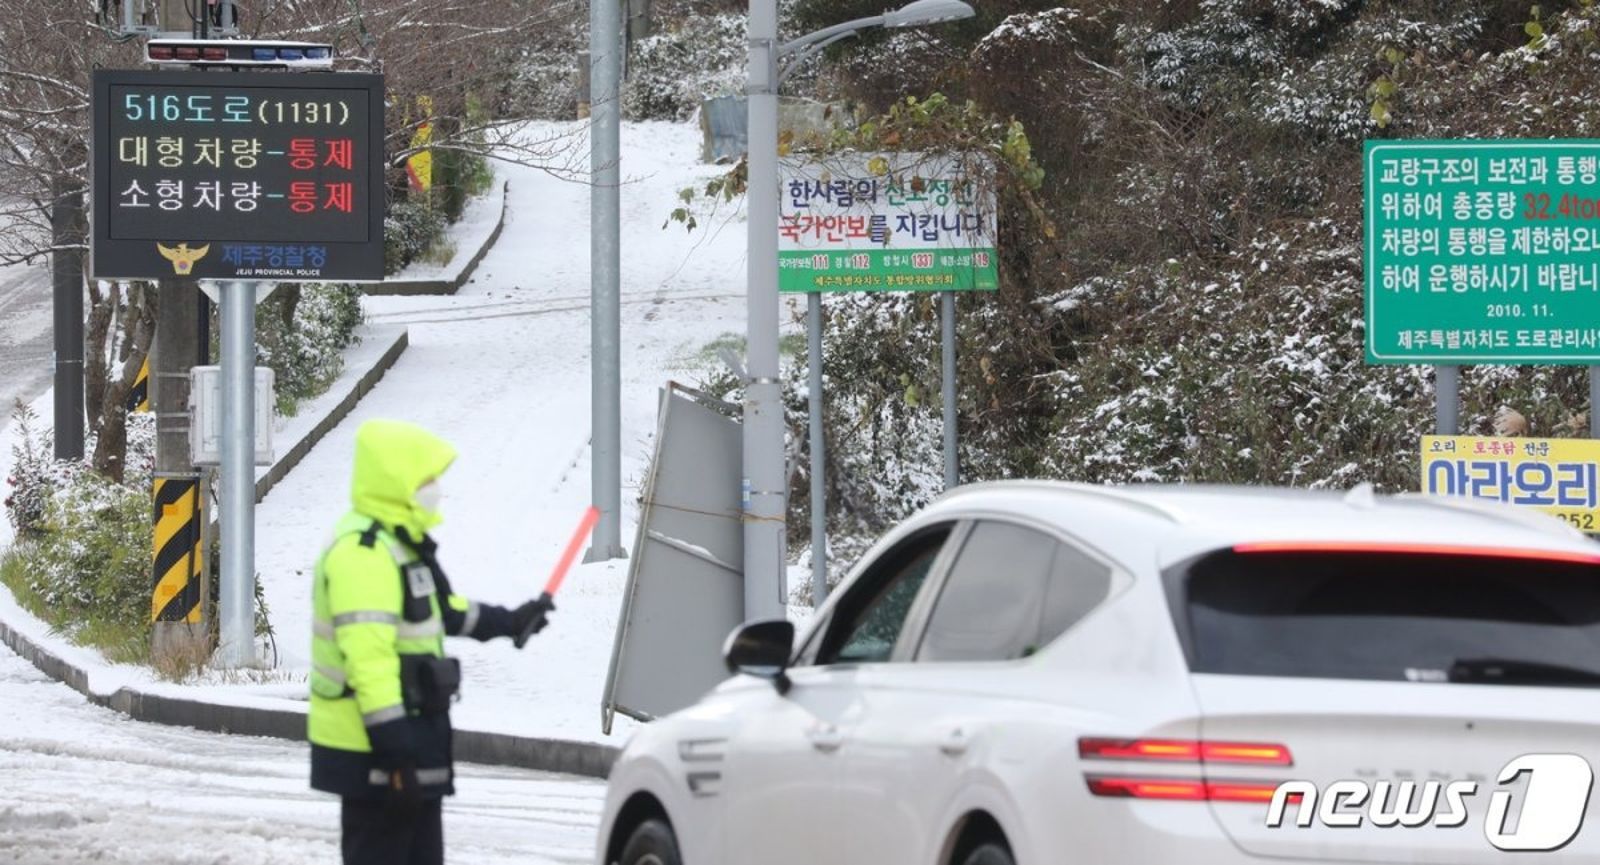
[918,481,1600,569]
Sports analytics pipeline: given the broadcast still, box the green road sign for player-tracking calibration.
[1364,140,1600,364]
[779,153,999,293]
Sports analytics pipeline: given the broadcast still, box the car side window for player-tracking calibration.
[1037,540,1112,648]
[818,526,952,665]
[915,521,1057,663]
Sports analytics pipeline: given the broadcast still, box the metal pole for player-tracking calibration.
[743,0,786,621]
[941,290,958,488]
[586,0,626,563]
[1435,365,1460,436]
[807,292,826,608]
[198,291,211,365]
[218,280,255,667]
[51,174,84,461]
[1590,367,1600,439]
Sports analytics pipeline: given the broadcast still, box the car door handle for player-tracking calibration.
[940,727,970,757]
[809,724,843,753]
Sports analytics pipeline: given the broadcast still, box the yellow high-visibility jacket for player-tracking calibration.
[308,420,515,799]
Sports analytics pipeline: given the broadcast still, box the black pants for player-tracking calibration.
[340,797,443,865]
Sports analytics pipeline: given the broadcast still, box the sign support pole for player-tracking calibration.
[807,291,826,608]
[1435,365,1460,436]
[51,174,85,461]
[941,290,958,489]
[1590,367,1600,439]
[586,0,626,563]
[218,279,256,668]
[743,6,786,621]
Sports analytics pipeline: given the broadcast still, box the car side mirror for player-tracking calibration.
[723,619,795,695]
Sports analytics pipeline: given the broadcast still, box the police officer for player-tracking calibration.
[309,419,555,865]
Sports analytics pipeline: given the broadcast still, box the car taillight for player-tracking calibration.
[1086,776,1288,802]
[1078,738,1292,766]
[1231,540,1600,565]
[1080,736,1293,804]
[1200,742,1292,765]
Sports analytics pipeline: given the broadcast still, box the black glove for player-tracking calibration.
[366,716,422,815]
[511,593,556,648]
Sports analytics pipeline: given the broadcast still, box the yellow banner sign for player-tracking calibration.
[406,95,434,193]
[1421,435,1600,531]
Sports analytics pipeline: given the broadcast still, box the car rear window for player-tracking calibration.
[1177,549,1600,686]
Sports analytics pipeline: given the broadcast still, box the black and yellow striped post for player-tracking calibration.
[152,473,204,624]
[127,357,151,413]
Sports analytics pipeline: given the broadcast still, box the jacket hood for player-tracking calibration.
[350,419,457,535]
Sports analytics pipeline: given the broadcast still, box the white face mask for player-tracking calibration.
[416,480,443,512]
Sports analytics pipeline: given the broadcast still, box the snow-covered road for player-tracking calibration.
[0,643,606,864]
[0,259,53,423]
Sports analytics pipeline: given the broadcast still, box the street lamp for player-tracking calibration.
[741,0,975,621]
[776,0,974,78]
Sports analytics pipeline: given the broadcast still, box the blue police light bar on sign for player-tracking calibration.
[146,39,335,69]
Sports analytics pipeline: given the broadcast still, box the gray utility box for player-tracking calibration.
[188,365,275,466]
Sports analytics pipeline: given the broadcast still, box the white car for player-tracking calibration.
[596,482,1600,865]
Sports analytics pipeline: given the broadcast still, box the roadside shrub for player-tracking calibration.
[0,469,152,663]
[384,198,447,275]
[256,283,365,416]
[4,401,57,537]
[624,13,747,121]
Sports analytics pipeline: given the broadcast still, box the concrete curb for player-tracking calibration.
[0,614,620,777]
[366,180,509,297]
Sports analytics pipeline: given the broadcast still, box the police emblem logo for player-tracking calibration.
[156,242,210,275]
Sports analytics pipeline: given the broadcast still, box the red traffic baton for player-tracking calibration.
[515,506,601,647]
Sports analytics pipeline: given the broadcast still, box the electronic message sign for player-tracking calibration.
[92,69,384,282]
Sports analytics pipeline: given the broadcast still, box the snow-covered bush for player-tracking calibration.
[384,199,447,275]
[0,466,151,662]
[499,2,586,120]
[624,13,746,121]
[1128,0,1294,109]
[28,475,149,620]
[5,401,56,537]
[256,283,364,417]
[1255,9,1487,141]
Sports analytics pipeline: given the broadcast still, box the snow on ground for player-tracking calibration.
[0,258,54,426]
[251,119,766,743]
[0,641,604,864]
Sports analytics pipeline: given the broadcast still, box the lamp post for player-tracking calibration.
[741,0,974,621]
